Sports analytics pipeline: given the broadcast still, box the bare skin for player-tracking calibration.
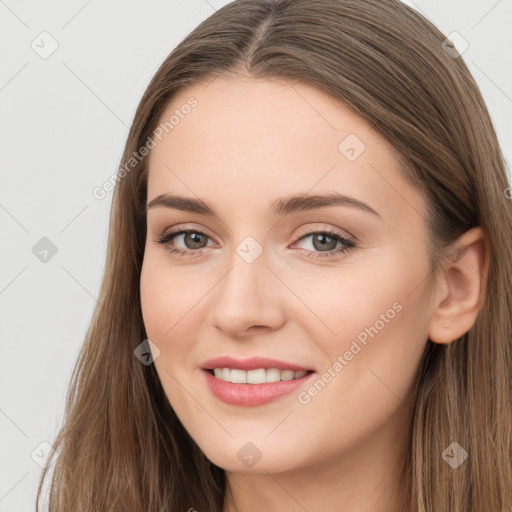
[140,73,489,512]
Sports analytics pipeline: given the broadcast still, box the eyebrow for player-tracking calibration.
[146,192,381,218]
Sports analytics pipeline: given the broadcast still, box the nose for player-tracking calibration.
[207,244,286,338]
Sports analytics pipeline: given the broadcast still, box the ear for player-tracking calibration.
[428,227,490,344]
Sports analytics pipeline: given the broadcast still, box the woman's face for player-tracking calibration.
[140,74,435,474]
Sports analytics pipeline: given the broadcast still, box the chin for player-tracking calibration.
[198,440,304,474]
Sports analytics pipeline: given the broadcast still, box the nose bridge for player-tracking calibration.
[208,234,284,334]
[218,236,270,309]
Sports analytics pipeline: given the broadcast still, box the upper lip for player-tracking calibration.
[200,356,314,372]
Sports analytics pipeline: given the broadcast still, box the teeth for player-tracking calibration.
[266,368,281,382]
[211,368,308,384]
[281,370,295,381]
[247,368,266,384]
[230,369,247,384]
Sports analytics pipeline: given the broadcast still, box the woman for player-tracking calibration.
[36,0,512,510]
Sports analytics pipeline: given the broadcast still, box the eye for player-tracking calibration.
[292,229,356,260]
[154,226,357,260]
[154,228,214,257]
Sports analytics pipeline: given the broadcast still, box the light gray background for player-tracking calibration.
[1,1,511,510]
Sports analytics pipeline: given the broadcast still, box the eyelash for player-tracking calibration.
[154,226,357,260]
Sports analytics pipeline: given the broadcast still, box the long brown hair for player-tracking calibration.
[36,0,512,510]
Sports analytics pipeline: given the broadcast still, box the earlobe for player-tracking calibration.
[428,227,490,344]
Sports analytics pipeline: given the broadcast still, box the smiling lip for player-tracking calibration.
[200,356,313,372]
[200,356,316,407]
[202,369,315,406]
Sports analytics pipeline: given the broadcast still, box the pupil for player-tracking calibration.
[187,232,206,249]
[314,234,336,251]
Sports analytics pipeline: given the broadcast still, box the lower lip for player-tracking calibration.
[202,369,315,406]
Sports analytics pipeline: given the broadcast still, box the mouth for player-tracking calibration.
[200,356,316,406]
[201,366,316,407]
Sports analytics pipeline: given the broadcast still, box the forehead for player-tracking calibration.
[146,75,426,225]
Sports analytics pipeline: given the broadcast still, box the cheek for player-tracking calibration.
[294,283,428,456]
[140,252,199,339]
[140,260,169,340]
[140,252,213,374]
[297,265,405,348]
[140,256,200,414]
[305,257,430,392]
